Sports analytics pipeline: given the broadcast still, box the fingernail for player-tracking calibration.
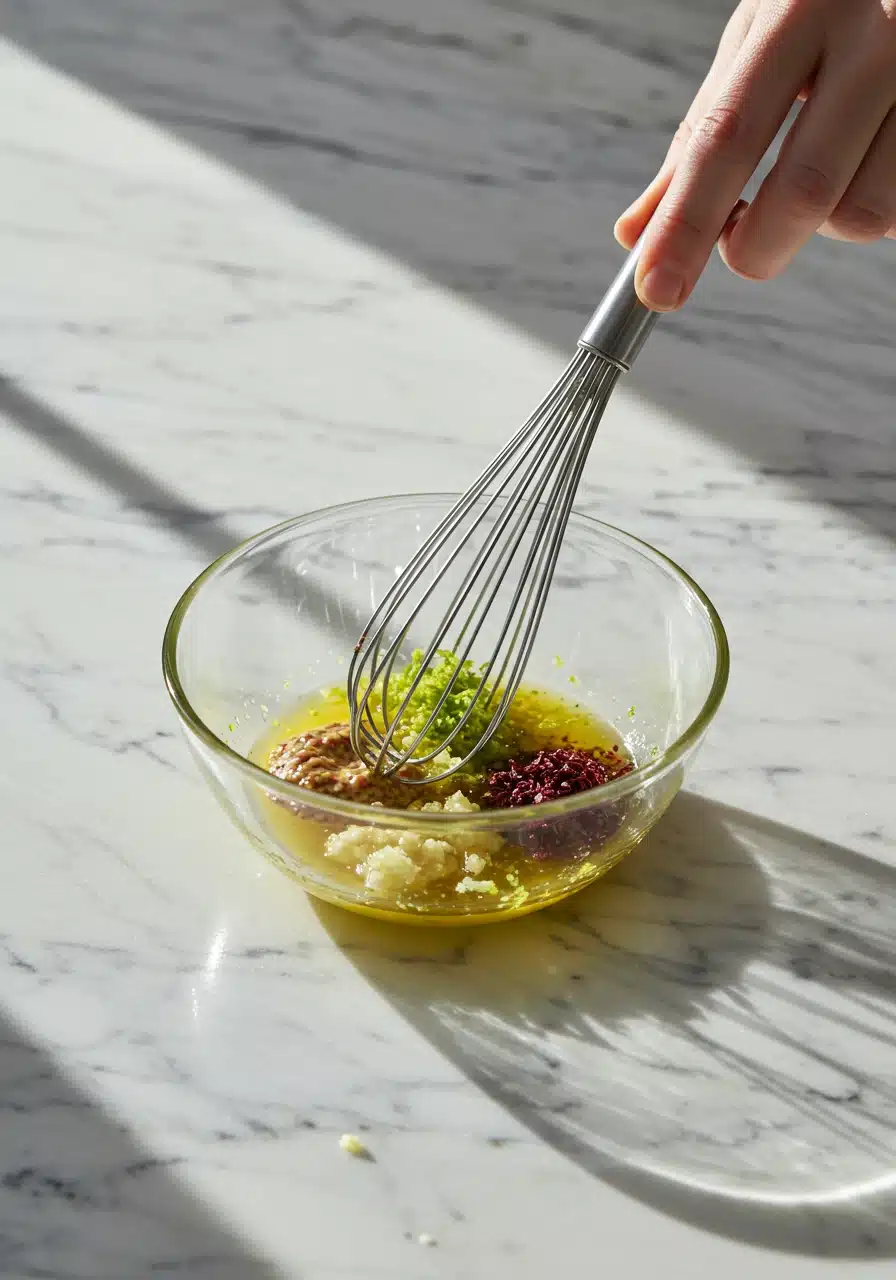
[638,264,685,310]
[614,214,636,248]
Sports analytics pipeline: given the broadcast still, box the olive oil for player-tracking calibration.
[250,684,639,925]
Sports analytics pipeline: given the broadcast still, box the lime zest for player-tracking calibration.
[372,649,521,765]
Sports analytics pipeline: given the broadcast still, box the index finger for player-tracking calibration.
[635,17,818,311]
[616,0,758,250]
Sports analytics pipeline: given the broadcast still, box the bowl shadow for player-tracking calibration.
[315,791,896,1258]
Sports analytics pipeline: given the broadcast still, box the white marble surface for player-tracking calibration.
[0,3,895,1276]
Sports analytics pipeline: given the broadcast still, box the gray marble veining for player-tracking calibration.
[0,3,894,1277]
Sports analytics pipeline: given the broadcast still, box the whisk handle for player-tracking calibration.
[577,239,659,371]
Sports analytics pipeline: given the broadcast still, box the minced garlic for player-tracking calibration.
[324,792,503,895]
[456,877,499,895]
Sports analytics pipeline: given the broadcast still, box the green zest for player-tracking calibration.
[383,649,521,765]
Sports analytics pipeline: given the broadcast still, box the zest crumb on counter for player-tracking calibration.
[339,1134,368,1158]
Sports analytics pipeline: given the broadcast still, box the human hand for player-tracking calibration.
[616,0,896,311]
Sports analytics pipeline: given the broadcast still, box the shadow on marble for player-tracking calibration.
[0,1006,281,1278]
[319,791,896,1258]
[0,374,354,639]
[5,0,894,544]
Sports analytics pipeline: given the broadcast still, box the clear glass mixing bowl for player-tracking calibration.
[163,495,729,925]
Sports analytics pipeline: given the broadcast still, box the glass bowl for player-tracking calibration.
[163,494,728,925]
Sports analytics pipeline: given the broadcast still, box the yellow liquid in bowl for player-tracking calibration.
[249,686,651,925]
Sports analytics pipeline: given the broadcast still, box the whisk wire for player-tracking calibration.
[472,362,619,746]
[349,241,657,781]
[349,351,595,767]
[368,403,587,770]
[349,350,620,781]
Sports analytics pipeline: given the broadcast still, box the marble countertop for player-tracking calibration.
[1,3,894,1276]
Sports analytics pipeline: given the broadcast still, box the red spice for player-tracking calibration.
[484,746,632,810]
[484,745,634,860]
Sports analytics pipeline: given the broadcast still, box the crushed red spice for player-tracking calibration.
[484,745,633,809]
[484,745,634,860]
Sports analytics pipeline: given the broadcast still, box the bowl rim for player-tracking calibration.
[162,493,730,829]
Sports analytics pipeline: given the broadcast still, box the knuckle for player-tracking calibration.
[656,206,706,244]
[690,104,747,158]
[672,119,693,149]
[777,161,839,215]
[828,199,892,241]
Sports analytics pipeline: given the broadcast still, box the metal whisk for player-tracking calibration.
[348,242,658,782]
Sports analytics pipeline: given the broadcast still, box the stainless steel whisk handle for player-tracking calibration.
[577,238,659,371]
